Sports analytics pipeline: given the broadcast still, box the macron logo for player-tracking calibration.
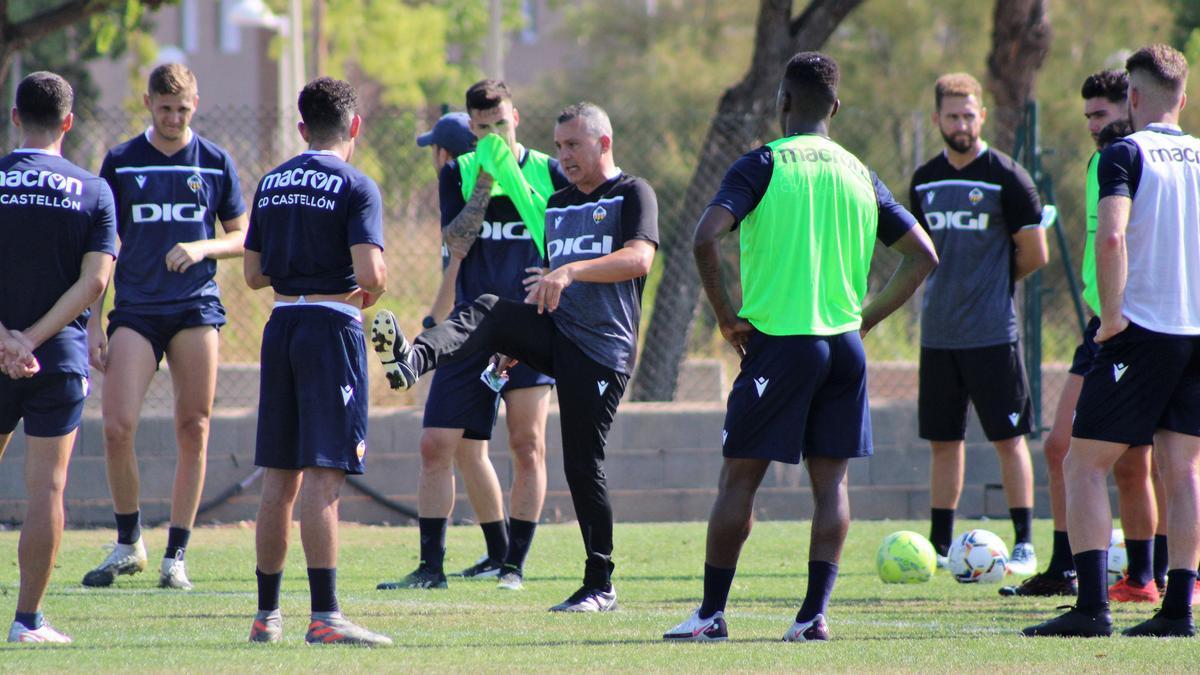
[1113,363,1129,382]
[135,175,147,188]
[341,384,353,405]
[597,380,609,396]
[927,191,936,204]
[1008,412,1020,427]
[754,377,769,397]
[721,429,728,446]
[554,215,563,229]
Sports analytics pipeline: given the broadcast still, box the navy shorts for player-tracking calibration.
[423,350,553,441]
[722,330,872,464]
[1069,316,1102,376]
[254,306,369,475]
[0,373,89,437]
[1073,322,1200,446]
[918,343,1032,442]
[108,297,226,366]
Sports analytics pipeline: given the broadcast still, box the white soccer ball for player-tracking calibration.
[1108,528,1128,585]
[948,529,1009,583]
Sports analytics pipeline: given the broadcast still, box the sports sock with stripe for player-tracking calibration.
[503,518,538,571]
[165,526,190,560]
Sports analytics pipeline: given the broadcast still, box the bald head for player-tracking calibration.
[1126,44,1189,128]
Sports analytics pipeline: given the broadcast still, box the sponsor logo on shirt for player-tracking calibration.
[923,210,990,231]
[479,220,531,241]
[1147,146,1200,164]
[132,203,207,223]
[1,168,83,195]
[547,234,613,260]
[259,166,345,194]
[135,175,147,189]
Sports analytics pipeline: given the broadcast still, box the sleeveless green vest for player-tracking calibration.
[457,136,556,256]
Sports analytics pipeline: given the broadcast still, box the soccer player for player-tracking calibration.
[377,82,565,591]
[1024,44,1200,639]
[661,52,937,643]
[1,72,116,642]
[82,63,247,590]
[1002,71,1162,601]
[373,101,657,612]
[244,77,391,646]
[910,72,1048,576]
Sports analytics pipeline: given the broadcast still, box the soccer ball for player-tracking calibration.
[876,531,937,584]
[1108,528,1128,584]
[948,529,1009,583]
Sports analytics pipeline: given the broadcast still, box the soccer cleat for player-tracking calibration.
[1108,575,1160,603]
[304,612,393,647]
[8,620,71,644]
[663,608,728,642]
[999,570,1078,597]
[376,567,448,590]
[1021,605,1112,637]
[935,554,950,570]
[249,609,283,643]
[1121,608,1195,637]
[159,550,193,590]
[82,539,147,587]
[1007,542,1037,576]
[456,554,503,579]
[371,310,418,390]
[497,567,524,591]
[548,585,617,612]
[783,613,830,642]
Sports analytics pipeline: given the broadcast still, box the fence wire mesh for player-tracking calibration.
[32,102,1084,418]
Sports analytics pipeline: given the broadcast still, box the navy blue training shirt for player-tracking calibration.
[438,149,568,305]
[100,131,245,311]
[245,151,385,295]
[0,149,117,376]
[708,142,917,244]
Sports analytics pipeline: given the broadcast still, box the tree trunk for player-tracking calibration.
[985,0,1052,155]
[630,0,865,401]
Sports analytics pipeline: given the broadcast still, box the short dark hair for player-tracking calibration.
[15,71,74,131]
[1080,70,1128,103]
[1097,118,1133,148]
[465,79,511,113]
[556,102,613,139]
[298,77,358,143]
[935,72,983,110]
[147,63,197,97]
[783,51,839,115]
[1126,44,1189,93]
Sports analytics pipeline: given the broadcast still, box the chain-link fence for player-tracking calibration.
[26,102,1086,417]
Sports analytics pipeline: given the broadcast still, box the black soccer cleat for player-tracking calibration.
[999,570,1078,597]
[376,566,447,590]
[455,555,503,579]
[371,310,418,390]
[1122,608,1195,637]
[1021,605,1112,637]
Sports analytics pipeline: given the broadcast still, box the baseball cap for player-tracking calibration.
[416,112,476,157]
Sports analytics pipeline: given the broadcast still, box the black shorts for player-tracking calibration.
[722,331,871,464]
[1069,316,1102,376]
[918,343,1032,442]
[254,306,369,475]
[423,351,553,441]
[1072,322,1200,446]
[0,373,89,437]
[108,298,226,366]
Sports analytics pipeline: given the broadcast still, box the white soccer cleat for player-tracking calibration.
[936,554,950,570]
[548,585,617,612]
[783,613,830,642]
[305,612,393,647]
[82,539,147,587]
[159,550,194,590]
[8,620,72,644]
[1007,542,1037,576]
[249,609,283,643]
[497,568,524,591]
[663,608,728,642]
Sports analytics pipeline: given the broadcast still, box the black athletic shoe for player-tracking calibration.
[455,556,503,579]
[548,584,617,612]
[1122,608,1195,637]
[1021,605,1112,637]
[999,570,1078,597]
[371,310,417,390]
[376,567,447,590]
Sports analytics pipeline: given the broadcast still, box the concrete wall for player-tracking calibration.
[0,399,1116,527]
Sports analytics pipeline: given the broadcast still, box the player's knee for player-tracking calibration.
[103,416,138,450]
[472,293,500,311]
[1042,433,1069,469]
[1113,455,1150,491]
[508,436,544,471]
[174,412,211,443]
[419,434,455,471]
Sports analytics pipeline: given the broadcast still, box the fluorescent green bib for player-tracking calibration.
[1082,152,1100,315]
[457,135,556,256]
[738,134,879,335]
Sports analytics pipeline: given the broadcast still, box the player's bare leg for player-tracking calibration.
[456,439,503,523]
[786,456,850,641]
[249,468,300,643]
[419,428,461,517]
[15,432,74,616]
[1110,446,1159,601]
[705,458,770,568]
[929,440,966,510]
[503,386,550,523]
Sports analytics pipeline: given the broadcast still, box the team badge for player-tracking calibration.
[968,187,984,205]
[356,440,366,460]
[187,173,203,193]
[592,205,607,224]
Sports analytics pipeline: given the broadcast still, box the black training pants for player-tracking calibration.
[412,294,628,587]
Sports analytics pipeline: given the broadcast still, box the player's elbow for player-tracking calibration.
[82,273,108,305]
[632,248,655,277]
[356,265,387,296]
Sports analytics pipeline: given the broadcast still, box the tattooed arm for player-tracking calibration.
[443,172,493,260]
[693,205,753,356]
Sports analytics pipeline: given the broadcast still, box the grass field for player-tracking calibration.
[0,519,1193,672]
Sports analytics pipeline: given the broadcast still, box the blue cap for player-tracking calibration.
[416,112,476,157]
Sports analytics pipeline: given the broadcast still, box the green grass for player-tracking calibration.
[0,520,1192,672]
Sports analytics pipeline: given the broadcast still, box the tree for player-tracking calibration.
[984,0,1052,155]
[630,0,865,402]
[0,0,170,92]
